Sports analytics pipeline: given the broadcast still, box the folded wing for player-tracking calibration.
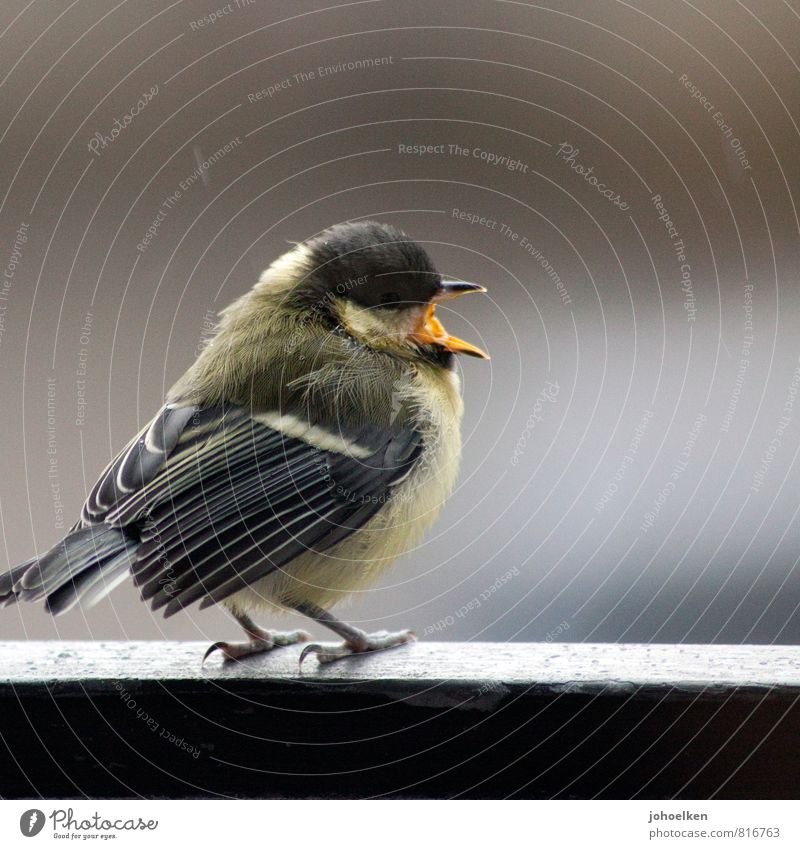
[78,403,423,616]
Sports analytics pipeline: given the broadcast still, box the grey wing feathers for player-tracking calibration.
[2,525,136,614]
[1,404,201,613]
[83,404,198,523]
[0,558,36,607]
[3,402,423,617]
[130,408,423,616]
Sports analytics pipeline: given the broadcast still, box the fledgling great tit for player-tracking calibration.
[0,221,489,664]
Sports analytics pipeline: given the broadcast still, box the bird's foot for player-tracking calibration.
[299,628,416,666]
[203,627,310,664]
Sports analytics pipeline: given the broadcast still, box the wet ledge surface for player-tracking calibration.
[1,641,798,799]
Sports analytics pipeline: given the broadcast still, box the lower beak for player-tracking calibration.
[410,281,490,359]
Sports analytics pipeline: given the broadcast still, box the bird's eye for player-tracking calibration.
[381,291,402,307]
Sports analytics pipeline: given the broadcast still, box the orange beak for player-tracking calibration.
[410,281,490,359]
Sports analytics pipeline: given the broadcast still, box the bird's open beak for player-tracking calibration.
[410,281,490,359]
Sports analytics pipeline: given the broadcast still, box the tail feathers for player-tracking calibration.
[0,558,36,607]
[1,525,136,614]
[20,525,131,595]
[45,551,133,615]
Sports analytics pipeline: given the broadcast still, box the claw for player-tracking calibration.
[202,628,310,666]
[299,643,324,667]
[202,641,228,665]
[298,629,416,667]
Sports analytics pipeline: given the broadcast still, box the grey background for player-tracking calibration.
[1,0,799,646]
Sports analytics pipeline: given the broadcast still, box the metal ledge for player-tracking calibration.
[1,641,798,799]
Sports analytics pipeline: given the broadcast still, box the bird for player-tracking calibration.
[0,221,489,664]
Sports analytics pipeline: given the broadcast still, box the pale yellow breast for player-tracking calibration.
[228,365,464,617]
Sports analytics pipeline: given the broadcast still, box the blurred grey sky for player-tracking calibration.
[1,0,800,646]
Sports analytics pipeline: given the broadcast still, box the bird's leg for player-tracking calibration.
[296,602,416,666]
[203,612,311,664]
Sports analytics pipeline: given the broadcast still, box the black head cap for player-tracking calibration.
[301,221,441,310]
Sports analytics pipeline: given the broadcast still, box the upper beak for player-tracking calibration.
[434,280,488,301]
[411,281,490,359]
